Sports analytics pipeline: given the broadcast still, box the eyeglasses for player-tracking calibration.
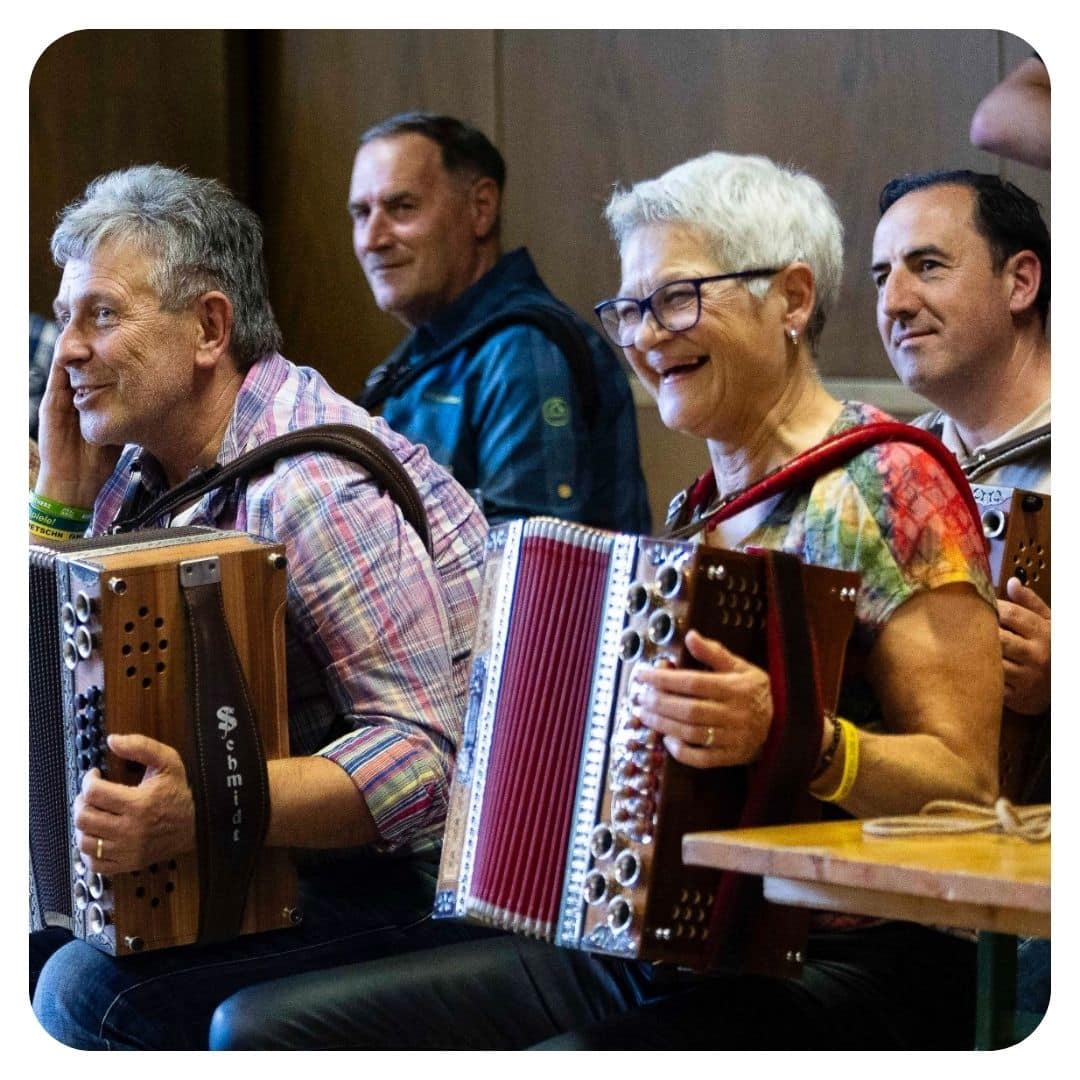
[593,269,782,348]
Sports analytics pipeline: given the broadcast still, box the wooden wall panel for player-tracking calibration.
[28,29,1049,525]
[256,30,497,394]
[29,30,235,316]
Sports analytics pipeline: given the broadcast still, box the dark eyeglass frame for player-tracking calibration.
[593,268,783,347]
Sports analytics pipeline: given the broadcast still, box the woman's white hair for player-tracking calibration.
[604,152,844,348]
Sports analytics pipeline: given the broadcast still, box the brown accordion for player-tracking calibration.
[435,518,859,974]
[970,484,1051,804]
[29,527,298,956]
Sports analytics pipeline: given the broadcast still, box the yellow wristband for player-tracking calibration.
[29,520,84,542]
[812,718,859,804]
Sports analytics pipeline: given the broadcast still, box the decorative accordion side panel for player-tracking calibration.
[435,519,859,973]
[969,485,1051,804]
[29,528,298,955]
[970,485,1050,604]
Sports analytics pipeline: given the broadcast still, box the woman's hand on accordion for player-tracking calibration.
[630,630,773,768]
[73,733,196,874]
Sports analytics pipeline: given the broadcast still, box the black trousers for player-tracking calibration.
[209,920,977,1050]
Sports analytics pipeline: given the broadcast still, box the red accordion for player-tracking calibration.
[435,518,859,974]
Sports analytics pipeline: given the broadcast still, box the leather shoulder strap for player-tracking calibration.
[665,421,985,548]
[109,424,433,556]
[963,421,1050,481]
[359,305,601,426]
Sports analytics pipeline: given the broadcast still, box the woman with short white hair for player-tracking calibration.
[210,152,1001,1051]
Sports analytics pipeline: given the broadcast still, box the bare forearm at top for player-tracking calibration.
[266,756,380,848]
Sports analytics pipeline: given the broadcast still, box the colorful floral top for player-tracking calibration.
[707,400,995,726]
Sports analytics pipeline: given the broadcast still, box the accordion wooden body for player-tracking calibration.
[970,484,1051,803]
[29,527,298,956]
[971,484,1049,605]
[435,518,859,973]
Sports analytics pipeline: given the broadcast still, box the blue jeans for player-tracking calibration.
[31,855,495,1050]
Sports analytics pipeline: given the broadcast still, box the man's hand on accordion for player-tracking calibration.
[73,733,196,873]
[998,577,1051,716]
[629,629,773,768]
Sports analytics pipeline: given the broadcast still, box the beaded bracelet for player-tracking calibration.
[811,718,860,804]
[811,712,842,780]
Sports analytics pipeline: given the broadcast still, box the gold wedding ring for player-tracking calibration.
[96,837,104,861]
[704,727,716,748]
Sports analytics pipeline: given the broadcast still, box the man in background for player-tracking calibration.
[350,112,651,532]
[872,172,1051,1020]
[873,169,1050,720]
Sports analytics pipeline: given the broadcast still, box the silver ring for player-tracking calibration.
[96,837,103,861]
[704,727,716,748]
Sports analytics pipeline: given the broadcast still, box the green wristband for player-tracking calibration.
[29,491,92,522]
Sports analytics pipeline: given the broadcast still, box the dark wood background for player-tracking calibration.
[30,29,1049,522]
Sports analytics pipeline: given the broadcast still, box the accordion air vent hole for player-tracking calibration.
[138,607,150,618]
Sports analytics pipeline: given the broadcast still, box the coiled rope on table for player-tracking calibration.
[862,798,1050,842]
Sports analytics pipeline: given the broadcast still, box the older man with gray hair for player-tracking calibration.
[30,164,490,1049]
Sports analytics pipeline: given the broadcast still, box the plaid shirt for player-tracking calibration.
[90,354,487,856]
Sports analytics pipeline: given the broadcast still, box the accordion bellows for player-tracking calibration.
[436,518,859,973]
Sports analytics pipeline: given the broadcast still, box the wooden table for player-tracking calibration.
[682,819,1050,1048]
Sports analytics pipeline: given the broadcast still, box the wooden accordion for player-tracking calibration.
[29,527,298,956]
[970,484,1051,804]
[971,484,1050,605]
[435,518,859,973]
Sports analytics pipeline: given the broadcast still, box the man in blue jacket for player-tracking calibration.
[350,112,651,532]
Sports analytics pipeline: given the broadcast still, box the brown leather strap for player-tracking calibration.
[179,556,271,944]
[111,424,433,556]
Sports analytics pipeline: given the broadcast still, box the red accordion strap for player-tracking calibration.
[667,421,986,552]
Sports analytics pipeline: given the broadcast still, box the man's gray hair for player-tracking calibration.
[50,164,282,370]
[604,152,844,349]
